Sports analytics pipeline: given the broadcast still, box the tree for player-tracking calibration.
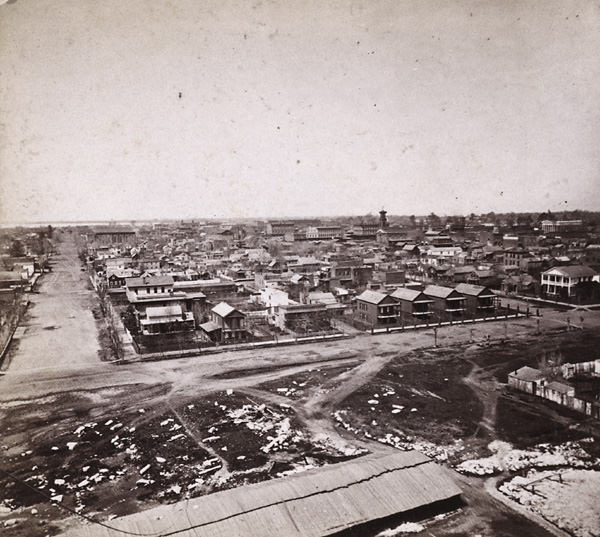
[428,212,441,227]
[9,239,25,257]
[47,225,54,238]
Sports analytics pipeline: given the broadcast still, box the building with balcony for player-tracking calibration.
[454,283,497,316]
[423,285,466,318]
[390,288,432,321]
[355,289,398,326]
[139,305,195,335]
[541,265,598,299]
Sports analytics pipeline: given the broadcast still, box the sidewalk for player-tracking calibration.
[123,332,352,363]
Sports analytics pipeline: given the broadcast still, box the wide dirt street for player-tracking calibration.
[2,235,100,373]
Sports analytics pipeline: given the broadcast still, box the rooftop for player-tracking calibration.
[356,289,389,305]
[510,366,546,382]
[61,451,460,537]
[125,275,174,287]
[543,265,597,278]
[391,288,431,302]
[454,283,495,297]
[423,285,463,299]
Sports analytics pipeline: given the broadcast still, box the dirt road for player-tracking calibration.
[3,237,100,373]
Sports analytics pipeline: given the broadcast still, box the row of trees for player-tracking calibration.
[95,282,124,360]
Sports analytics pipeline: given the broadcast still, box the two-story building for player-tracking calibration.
[454,283,497,316]
[355,290,398,326]
[200,302,247,343]
[423,285,466,318]
[541,265,598,299]
[390,288,432,321]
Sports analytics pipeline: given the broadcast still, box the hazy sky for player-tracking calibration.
[1,0,599,223]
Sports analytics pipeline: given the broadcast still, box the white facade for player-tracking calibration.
[541,267,597,297]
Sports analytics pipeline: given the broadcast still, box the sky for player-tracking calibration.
[0,0,599,223]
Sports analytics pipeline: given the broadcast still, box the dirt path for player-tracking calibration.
[463,344,501,438]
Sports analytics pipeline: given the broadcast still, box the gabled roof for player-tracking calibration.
[390,288,431,303]
[356,289,393,305]
[423,285,463,300]
[509,366,546,382]
[455,283,495,297]
[211,301,244,318]
[290,274,309,284]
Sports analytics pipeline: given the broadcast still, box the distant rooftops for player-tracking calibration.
[94,225,136,234]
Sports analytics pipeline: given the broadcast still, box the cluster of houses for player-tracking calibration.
[354,283,497,328]
[78,211,600,351]
[0,229,53,301]
[508,361,600,420]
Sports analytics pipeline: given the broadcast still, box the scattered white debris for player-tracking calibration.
[140,464,151,475]
[156,456,166,463]
[368,399,379,405]
[377,521,425,535]
[77,479,89,488]
[50,494,63,503]
[54,479,65,485]
[168,485,182,494]
[105,420,113,426]
[51,446,59,451]
[138,409,145,413]
[237,455,246,460]
[456,440,597,476]
[226,389,233,395]
[160,418,174,427]
[66,442,78,450]
[410,408,418,412]
[198,465,221,476]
